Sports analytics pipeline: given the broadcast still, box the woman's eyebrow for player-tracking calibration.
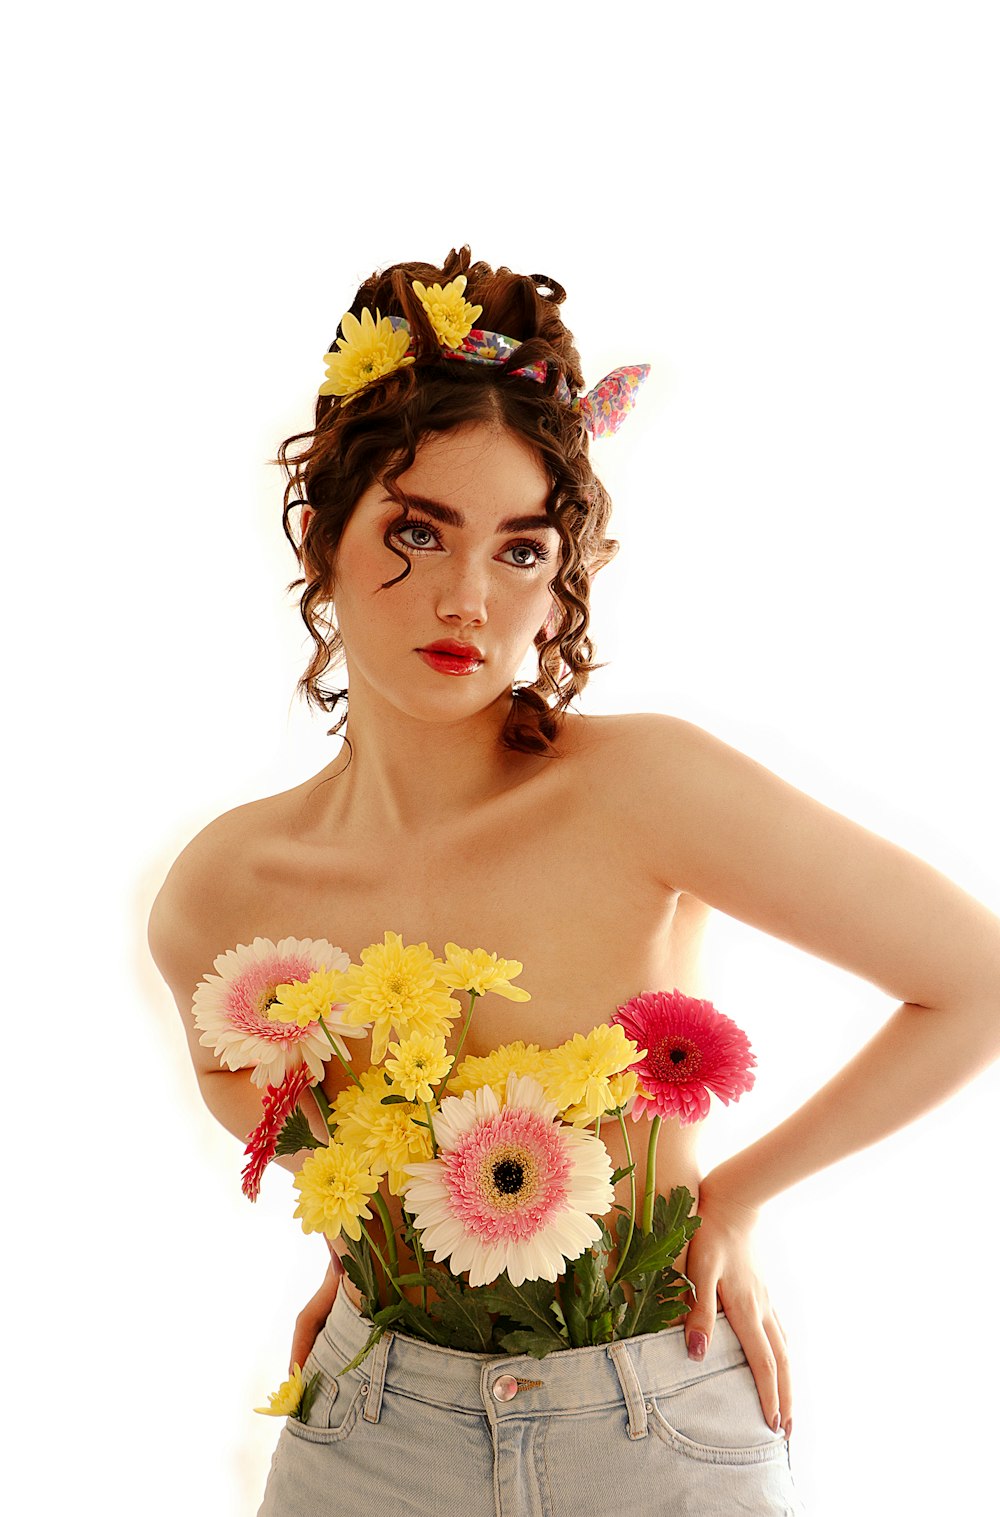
[381,493,556,534]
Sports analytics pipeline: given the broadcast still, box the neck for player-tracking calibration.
[308,680,538,839]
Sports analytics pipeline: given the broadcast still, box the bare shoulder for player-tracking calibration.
[602,710,997,1012]
[146,799,267,1079]
[578,711,714,891]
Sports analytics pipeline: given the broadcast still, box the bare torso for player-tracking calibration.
[217,711,711,1315]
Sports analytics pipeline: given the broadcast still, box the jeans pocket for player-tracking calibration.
[649,1360,788,1466]
[284,1352,369,1446]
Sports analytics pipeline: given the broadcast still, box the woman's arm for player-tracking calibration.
[622,713,1000,1436]
[632,711,1000,1195]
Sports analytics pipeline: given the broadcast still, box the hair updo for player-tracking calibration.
[274,244,620,758]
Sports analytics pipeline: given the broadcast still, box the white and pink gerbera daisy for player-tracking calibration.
[400,1072,614,1288]
[192,936,367,1089]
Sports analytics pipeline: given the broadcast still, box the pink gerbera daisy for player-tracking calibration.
[612,989,756,1125]
[241,1062,317,1201]
[400,1073,614,1288]
[192,935,366,1089]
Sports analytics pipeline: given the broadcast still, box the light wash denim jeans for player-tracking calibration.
[257,1283,806,1515]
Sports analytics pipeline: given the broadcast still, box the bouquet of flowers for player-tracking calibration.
[192,930,756,1419]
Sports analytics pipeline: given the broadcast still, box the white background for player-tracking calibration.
[6,4,999,1513]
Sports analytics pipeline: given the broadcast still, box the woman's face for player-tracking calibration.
[305,421,561,722]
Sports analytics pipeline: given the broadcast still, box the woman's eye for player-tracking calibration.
[392,521,547,570]
[400,524,435,548]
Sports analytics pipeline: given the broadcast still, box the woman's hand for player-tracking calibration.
[288,1250,344,1376]
[682,1175,792,1440]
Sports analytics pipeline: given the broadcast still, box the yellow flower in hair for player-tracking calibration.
[411,274,483,349]
[320,306,415,399]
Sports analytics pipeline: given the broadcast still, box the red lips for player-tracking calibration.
[419,639,485,660]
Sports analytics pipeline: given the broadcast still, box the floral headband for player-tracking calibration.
[319,275,650,440]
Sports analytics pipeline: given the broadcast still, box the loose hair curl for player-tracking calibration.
[274,245,620,758]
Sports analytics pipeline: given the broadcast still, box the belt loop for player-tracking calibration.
[607,1341,649,1440]
[362,1328,393,1423]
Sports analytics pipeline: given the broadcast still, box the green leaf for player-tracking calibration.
[627,1263,696,1337]
[341,1232,380,1318]
[613,1186,701,1286]
[398,1215,423,1249]
[654,1185,697,1237]
[297,1370,323,1424]
[561,1259,589,1348]
[496,1329,564,1359]
[548,1298,569,1336]
[589,1308,614,1345]
[616,1228,688,1280]
[631,1289,693,1337]
[595,1217,615,1255]
[572,1248,610,1318]
[274,1104,324,1156]
[337,1324,384,1375]
[394,1300,454,1347]
[393,1271,433,1288]
[610,1164,636,1186]
[426,1270,495,1352]
[614,1210,646,1278]
[379,1094,410,1104]
[476,1276,566,1347]
[335,1303,409,1374]
[372,1303,409,1329]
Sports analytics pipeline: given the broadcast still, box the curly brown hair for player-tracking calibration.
[274,244,620,758]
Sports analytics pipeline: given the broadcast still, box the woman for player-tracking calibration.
[148,246,1000,1515]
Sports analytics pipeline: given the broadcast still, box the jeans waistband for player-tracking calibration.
[317,1283,745,1422]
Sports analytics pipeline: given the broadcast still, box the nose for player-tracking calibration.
[434,560,488,629]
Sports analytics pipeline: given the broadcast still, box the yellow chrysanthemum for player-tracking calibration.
[543,1024,644,1123]
[254,1363,306,1417]
[384,1031,452,1104]
[381,1117,435,1197]
[330,1067,434,1196]
[561,1069,640,1127]
[327,1072,368,1134]
[335,930,462,1065]
[437,943,532,1002]
[268,967,350,1028]
[411,274,483,349]
[446,1039,549,1102]
[319,307,415,399]
[292,1140,381,1241]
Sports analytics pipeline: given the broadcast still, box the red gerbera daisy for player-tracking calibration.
[241,1063,318,1201]
[611,989,756,1126]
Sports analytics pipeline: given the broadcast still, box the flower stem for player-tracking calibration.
[371,1189,399,1280]
[403,1205,428,1313]
[642,1116,662,1233]
[442,988,479,1081]
[607,1109,637,1289]
[359,1222,403,1304]
[310,1082,332,1132]
[317,1016,363,1087]
[423,1101,439,1157]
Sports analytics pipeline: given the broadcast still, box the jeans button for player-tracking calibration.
[492,1374,519,1401]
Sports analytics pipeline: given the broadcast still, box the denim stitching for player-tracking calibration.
[607,1340,649,1440]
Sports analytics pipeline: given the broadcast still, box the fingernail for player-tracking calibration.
[687,1331,707,1360]
[784,1418,792,1440]
[771,1412,781,1433]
